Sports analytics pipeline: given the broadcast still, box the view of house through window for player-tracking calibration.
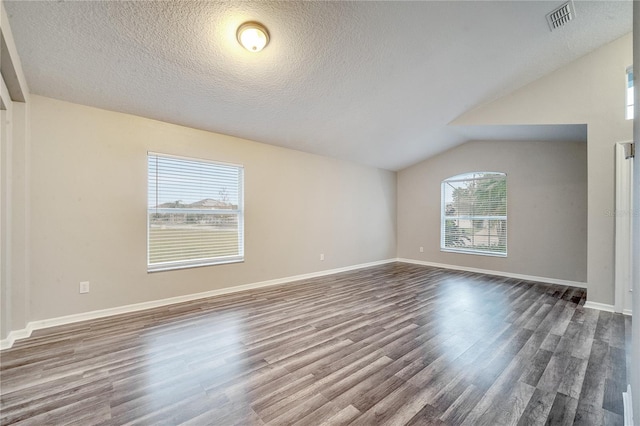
[441,172,507,256]
[147,152,244,272]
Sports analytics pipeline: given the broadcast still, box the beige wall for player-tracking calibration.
[398,140,587,282]
[454,34,633,304]
[28,95,396,321]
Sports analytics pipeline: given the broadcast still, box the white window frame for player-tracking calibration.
[441,172,507,257]
[147,152,244,272]
[626,66,634,120]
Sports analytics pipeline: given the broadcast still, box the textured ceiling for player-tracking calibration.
[3,0,632,170]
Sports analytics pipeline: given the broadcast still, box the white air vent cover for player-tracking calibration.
[546,1,575,31]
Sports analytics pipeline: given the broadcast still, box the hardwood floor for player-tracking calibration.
[0,263,630,425]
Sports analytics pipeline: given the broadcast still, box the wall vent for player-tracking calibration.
[546,1,575,31]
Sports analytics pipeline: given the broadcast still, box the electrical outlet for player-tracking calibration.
[320,253,325,261]
[79,281,90,294]
[419,247,424,253]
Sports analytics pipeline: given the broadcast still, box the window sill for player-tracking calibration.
[440,248,507,258]
[148,257,244,273]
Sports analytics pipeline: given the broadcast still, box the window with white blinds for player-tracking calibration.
[441,172,507,257]
[147,152,244,272]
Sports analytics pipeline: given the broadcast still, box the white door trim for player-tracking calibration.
[615,142,634,315]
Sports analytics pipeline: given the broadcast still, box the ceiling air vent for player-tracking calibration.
[546,1,575,31]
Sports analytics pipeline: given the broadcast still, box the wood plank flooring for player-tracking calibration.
[0,262,631,425]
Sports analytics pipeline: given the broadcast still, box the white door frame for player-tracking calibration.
[615,142,634,315]
[1,74,14,336]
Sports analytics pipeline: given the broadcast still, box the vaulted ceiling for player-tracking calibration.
[3,1,632,170]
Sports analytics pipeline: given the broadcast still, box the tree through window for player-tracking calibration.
[441,172,507,256]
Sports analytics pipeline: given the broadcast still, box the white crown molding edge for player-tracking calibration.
[1,258,396,350]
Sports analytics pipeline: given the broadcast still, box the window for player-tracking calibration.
[441,172,507,257]
[626,66,634,120]
[147,152,244,272]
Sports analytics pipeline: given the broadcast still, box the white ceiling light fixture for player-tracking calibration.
[237,22,270,52]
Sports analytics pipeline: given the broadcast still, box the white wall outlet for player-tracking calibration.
[419,247,424,253]
[79,281,90,294]
[320,253,325,261]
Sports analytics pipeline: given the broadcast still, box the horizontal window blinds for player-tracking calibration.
[148,153,244,271]
[441,172,507,256]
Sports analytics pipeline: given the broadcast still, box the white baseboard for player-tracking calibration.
[584,301,616,312]
[623,385,634,426]
[582,304,632,316]
[0,327,34,350]
[580,302,632,316]
[0,258,396,350]
[1,257,626,350]
[397,258,588,289]
[396,259,633,315]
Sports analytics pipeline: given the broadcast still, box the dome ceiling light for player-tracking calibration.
[237,22,270,52]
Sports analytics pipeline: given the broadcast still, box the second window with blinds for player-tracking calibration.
[441,172,507,257]
[147,152,244,272]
